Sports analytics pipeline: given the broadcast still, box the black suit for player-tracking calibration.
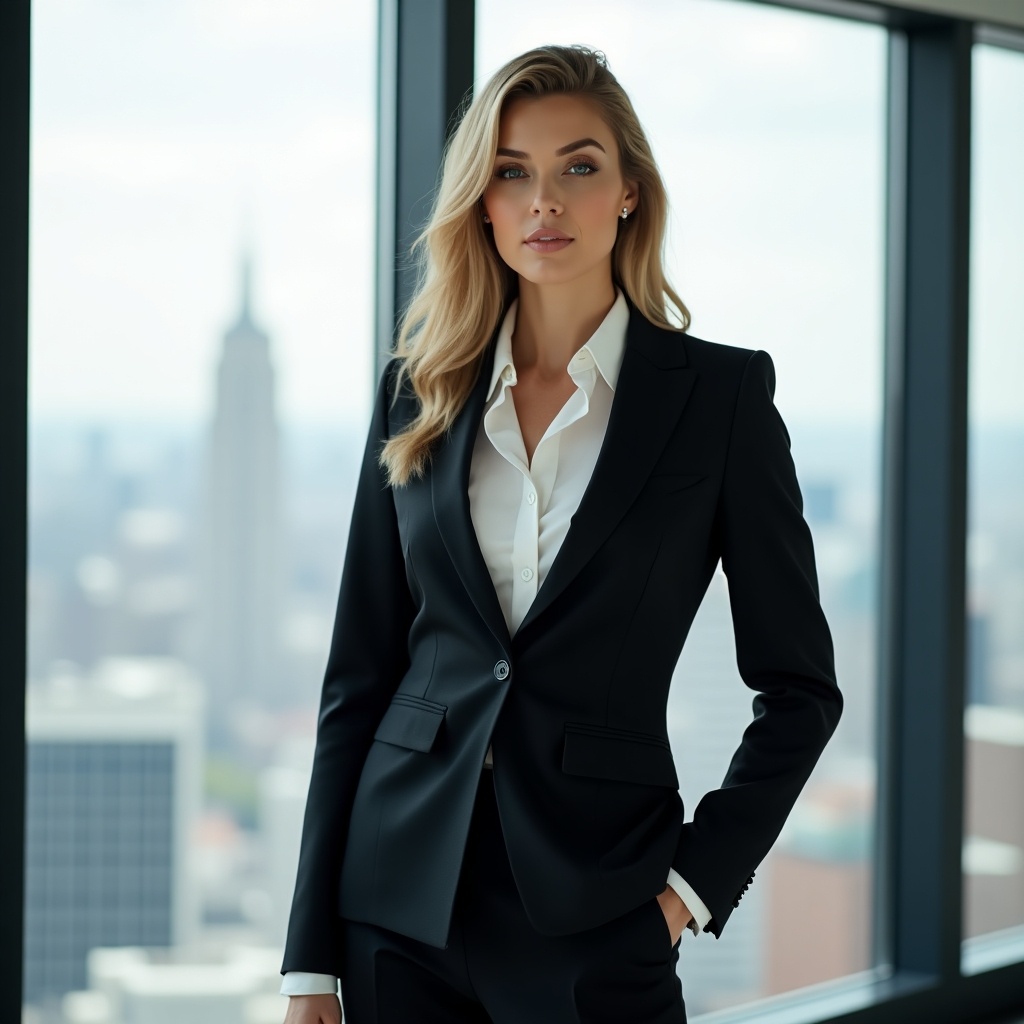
[281,294,842,984]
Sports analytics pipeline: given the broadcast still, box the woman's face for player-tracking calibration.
[480,93,637,289]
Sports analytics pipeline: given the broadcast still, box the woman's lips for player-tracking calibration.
[524,238,573,253]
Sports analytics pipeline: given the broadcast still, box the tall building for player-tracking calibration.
[195,251,286,747]
[963,704,1024,936]
[23,657,204,1010]
[763,778,873,992]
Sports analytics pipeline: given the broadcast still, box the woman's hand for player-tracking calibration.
[283,993,342,1024]
[656,885,694,946]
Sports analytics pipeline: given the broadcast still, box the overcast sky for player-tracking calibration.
[28,0,1023,428]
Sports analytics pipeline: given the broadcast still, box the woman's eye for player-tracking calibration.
[495,160,598,180]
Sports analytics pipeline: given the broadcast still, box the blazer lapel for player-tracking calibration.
[430,298,697,651]
[431,326,513,651]
[515,302,697,639]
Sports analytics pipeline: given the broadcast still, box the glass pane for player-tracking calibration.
[962,42,1024,959]
[477,1,886,1013]
[26,1,376,1017]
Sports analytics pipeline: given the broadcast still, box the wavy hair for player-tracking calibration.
[380,43,691,486]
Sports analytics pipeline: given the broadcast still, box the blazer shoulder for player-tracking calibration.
[680,331,757,375]
[682,336,780,411]
[636,319,766,396]
[634,316,753,371]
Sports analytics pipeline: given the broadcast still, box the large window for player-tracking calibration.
[16,2,1024,1021]
[476,1,886,1014]
[962,42,1024,964]
[26,2,376,1018]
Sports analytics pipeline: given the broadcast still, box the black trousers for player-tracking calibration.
[338,769,687,1023]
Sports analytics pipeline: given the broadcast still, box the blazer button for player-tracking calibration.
[493,660,510,680]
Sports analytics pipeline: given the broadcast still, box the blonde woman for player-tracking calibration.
[280,43,842,1024]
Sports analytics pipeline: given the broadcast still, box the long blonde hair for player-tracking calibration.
[380,43,691,487]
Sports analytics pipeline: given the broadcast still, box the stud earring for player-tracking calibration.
[483,214,491,223]
[620,207,629,220]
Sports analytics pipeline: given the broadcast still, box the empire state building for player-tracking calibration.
[196,252,285,748]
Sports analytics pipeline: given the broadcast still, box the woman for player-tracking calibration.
[280,43,842,1024]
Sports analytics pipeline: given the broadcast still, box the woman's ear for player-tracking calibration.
[623,180,639,215]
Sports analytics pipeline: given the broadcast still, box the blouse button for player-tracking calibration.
[527,491,536,505]
[521,567,534,582]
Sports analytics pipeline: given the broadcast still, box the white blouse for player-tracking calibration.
[280,288,710,997]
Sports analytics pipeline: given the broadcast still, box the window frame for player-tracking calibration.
[2,3,29,1023]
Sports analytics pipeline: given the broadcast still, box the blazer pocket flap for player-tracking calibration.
[644,472,705,495]
[374,694,447,753]
[562,722,678,788]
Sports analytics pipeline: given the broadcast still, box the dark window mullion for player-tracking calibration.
[375,0,476,376]
[879,13,972,985]
[0,1,29,1020]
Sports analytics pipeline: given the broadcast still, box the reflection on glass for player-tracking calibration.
[476,0,885,1013]
[26,1,375,1019]
[962,43,1024,952]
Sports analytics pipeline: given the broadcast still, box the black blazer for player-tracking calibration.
[281,294,843,976]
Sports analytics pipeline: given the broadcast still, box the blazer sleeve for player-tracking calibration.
[670,348,844,939]
[280,357,417,975]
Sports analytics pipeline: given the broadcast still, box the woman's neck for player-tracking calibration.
[512,277,618,378]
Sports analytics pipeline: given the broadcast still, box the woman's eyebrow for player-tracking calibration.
[495,137,607,159]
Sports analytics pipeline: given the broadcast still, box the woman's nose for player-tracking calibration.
[531,183,564,215]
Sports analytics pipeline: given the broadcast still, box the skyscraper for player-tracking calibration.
[195,251,286,748]
[23,657,204,1009]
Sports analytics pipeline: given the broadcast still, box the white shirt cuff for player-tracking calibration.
[280,971,339,996]
[666,867,713,935]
